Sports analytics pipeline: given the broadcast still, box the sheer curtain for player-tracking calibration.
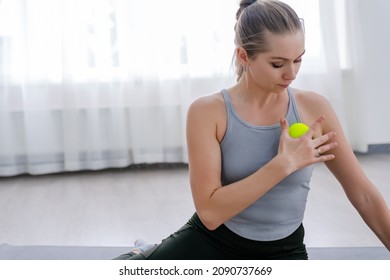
[0,0,359,176]
[0,0,237,176]
[287,0,347,138]
[293,0,390,153]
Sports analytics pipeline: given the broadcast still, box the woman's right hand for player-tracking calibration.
[277,116,338,172]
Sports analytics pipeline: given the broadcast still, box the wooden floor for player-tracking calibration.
[0,153,389,248]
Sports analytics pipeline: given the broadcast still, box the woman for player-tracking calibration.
[116,0,390,260]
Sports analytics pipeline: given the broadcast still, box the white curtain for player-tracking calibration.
[293,0,390,153]
[0,0,237,176]
[287,0,347,137]
[341,0,390,152]
[0,0,373,176]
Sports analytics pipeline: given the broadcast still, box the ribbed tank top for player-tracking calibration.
[220,88,314,241]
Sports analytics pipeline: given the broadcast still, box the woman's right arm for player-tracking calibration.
[186,95,336,230]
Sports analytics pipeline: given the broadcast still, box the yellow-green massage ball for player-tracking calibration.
[289,123,309,138]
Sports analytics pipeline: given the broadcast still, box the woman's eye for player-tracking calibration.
[271,58,302,68]
[271,63,283,68]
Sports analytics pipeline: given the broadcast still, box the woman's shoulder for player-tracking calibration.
[190,91,224,106]
[292,87,332,112]
[293,87,328,103]
[186,91,227,142]
[187,91,226,117]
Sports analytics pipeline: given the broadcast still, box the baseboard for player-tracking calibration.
[367,144,390,153]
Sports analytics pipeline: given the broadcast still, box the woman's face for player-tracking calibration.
[247,30,305,93]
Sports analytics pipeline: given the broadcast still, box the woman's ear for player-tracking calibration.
[236,47,249,66]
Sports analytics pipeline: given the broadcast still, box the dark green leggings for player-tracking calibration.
[115,213,308,260]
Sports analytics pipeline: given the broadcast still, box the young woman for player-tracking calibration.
[115,0,390,260]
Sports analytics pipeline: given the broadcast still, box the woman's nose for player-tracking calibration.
[283,65,297,81]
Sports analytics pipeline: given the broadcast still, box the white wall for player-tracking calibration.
[345,0,390,151]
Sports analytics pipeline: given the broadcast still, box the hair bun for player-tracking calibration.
[236,0,258,20]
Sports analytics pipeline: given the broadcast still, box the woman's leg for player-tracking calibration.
[113,213,308,260]
[115,221,227,260]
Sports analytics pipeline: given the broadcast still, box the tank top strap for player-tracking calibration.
[286,87,302,123]
[221,89,233,113]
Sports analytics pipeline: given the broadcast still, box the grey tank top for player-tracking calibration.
[220,88,314,241]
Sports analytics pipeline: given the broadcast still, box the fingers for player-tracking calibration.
[280,118,289,129]
[280,118,289,137]
[312,131,336,148]
[316,141,338,155]
[313,133,338,162]
[316,153,336,162]
[305,116,337,162]
[307,115,325,138]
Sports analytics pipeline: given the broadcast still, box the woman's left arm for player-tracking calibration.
[312,94,390,250]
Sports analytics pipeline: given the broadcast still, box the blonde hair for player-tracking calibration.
[234,0,303,81]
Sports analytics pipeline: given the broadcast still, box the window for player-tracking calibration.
[0,0,347,83]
